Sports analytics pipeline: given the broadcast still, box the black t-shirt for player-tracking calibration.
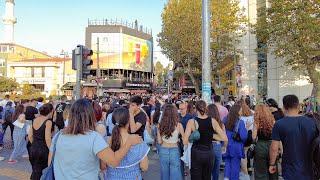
[25,106,38,121]
[141,105,151,119]
[55,102,67,129]
[272,116,317,180]
[133,111,147,138]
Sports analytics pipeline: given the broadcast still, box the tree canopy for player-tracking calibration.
[255,0,320,100]
[0,76,18,93]
[158,0,246,94]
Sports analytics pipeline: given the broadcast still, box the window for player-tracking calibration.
[0,59,5,67]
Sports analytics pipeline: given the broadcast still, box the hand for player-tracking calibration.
[246,122,252,129]
[129,107,135,116]
[269,165,277,174]
[221,146,227,154]
[128,134,142,146]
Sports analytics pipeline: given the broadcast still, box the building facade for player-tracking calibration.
[85,19,154,93]
[6,58,76,97]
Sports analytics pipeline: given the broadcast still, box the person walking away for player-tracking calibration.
[54,95,67,130]
[25,99,39,122]
[36,97,44,110]
[151,102,162,151]
[223,104,248,180]
[239,100,254,179]
[265,98,284,121]
[8,105,28,163]
[62,104,71,127]
[178,100,193,176]
[269,94,317,180]
[28,104,53,180]
[207,104,228,180]
[184,100,227,180]
[105,107,149,180]
[48,99,142,180]
[2,101,15,142]
[252,104,278,180]
[129,96,147,139]
[157,104,184,180]
[93,101,107,140]
[213,95,229,121]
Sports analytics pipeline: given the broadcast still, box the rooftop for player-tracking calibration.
[88,19,152,35]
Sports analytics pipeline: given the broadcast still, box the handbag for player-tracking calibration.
[40,131,61,180]
[143,129,154,145]
[188,119,200,143]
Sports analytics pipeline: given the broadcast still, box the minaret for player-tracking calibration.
[3,0,17,44]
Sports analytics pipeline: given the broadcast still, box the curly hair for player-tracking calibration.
[254,104,275,136]
[159,104,179,139]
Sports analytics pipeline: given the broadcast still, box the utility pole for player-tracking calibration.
[202,0,212,104]
[96,37,101,97]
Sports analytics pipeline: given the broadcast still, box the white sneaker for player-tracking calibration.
[0,157,5,161]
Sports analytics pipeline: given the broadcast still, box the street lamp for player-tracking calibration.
[60,50,68,86]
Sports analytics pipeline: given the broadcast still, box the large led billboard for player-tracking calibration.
[91,33,152,72]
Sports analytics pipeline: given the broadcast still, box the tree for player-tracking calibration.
[19,84,44,100]
[154,61,165,86]
[158,0,246,94]
[255,0,320,101]
[0,76,18,93]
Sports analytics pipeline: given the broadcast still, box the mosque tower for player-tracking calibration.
[3,0,17,43]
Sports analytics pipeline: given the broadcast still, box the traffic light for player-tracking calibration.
[81,47,93,79]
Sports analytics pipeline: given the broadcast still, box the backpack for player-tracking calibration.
[3,108,13,123]
[311,118,320,179]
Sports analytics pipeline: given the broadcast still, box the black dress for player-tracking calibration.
[29,119,49,180]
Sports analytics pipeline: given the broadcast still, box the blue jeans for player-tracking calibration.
[158,146,183,180]
[212,142,222,180]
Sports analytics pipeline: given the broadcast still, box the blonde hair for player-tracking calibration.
[63,104,71,120]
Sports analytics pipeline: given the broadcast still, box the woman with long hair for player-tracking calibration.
[28,103,54,180]
[224,104,248,180]
[105,107,149,180]
[48,99,141,180]
[265,98,284,121]
[184,100,227,180]
[93,101,107,139]
[239,100,254,179]
[8,105,28,163]
[157,104,185,180]
[207,104,227,180]
[253,104,278,180]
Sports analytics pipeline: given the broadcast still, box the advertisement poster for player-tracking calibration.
[91,33,152,72]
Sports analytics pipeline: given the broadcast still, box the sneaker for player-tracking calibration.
[0,157,4,161]
[7,160,17,164]
[22,154,29,158]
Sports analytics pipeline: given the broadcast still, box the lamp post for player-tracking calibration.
[202,0,212,103]
[60,50,68,89]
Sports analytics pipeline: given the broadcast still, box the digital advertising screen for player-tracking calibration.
[91,33,152,72]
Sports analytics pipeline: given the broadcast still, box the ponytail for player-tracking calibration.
[110,124,121,152]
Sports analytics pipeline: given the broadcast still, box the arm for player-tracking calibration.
[239,120,248,142]
[28,125,33,143]
[48,152,53,166]
[157,125,163,145]
[183,119,195,145]
[97,134,142,167]
[212,119,228,142]
[45,120,53,149]
[139,155,149,172]
[129,111,143,133]
[96,124,107,137]
[269,140,280,173]
[178,123,185,142]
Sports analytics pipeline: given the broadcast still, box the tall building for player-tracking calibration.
[237,0,312,104]
[85,19,154,93]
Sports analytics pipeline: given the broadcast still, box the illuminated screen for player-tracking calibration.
[91,33,152,72]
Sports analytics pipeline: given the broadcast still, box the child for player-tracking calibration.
[8,105,28,164]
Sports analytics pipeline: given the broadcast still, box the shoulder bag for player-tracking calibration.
[188,118,200,143]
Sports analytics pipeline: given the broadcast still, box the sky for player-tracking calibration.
[0,0,169,65]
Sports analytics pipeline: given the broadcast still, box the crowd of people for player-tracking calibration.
[0,93,319,180]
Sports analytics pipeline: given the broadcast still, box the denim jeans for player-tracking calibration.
[158,146,183,180]
[212,142,222,180]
